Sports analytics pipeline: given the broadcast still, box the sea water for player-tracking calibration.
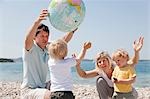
[0,60,150,88]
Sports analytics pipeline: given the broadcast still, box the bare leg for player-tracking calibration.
[44,90,51,99]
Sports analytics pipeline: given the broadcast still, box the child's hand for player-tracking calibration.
[83,42,91,50]
[133,36,144,52]
[72,53,77,58]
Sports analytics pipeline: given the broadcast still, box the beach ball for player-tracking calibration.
[48,0,86,32]
[68,0,81,6]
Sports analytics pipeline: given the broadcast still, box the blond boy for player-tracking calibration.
[112,36,144,99]
[48,39,91,99]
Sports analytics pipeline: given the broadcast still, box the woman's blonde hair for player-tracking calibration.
[95,51,113,71]
[112,49,129,61]
[48,39,68,59]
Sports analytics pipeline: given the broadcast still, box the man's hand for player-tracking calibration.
[36,9,48,22]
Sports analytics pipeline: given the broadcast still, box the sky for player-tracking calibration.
[0,0,150,60]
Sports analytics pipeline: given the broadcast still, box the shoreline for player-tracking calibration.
[0,81,150,99]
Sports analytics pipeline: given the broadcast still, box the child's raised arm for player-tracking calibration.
[76,42,91,65]
[62,28,78,43]
[129,36,144,66]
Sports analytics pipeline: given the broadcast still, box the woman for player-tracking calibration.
[76,36,143,99]
[76,51,114,99]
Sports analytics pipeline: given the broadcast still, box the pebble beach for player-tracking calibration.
[0,81,150,99]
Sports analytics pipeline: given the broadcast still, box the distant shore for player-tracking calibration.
[0,58,149,63]
[0,58,14,62]
[0,58,23,63]
[0,81,150,99]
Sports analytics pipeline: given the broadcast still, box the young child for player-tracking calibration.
[112,36,144,99]
[47,39,91,99]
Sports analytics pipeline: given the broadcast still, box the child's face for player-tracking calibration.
[114,56,128,67]
[97,58,109,68]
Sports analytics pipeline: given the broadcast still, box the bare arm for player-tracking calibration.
[76,42,91,65]
[113,76,136,84]
[24,9,48,50]
[76,64,98,78]
[75,42,97,78]
[129,36,144,66]
[62,28,78,43]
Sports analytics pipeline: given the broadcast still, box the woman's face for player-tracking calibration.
[97,57,109,69]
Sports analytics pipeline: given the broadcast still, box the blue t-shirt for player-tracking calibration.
[21,42,49,89]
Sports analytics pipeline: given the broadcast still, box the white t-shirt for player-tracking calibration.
[48,58,76,92]
[98,70,114,87]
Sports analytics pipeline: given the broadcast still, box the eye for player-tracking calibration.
[103,59,107,62]
[98,61,101,64]
[97,59,103,64]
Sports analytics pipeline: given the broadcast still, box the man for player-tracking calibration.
[21,9,77,99]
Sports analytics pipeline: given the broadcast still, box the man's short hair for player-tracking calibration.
[35,24,49,36]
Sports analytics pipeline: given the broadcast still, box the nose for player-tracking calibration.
[116,62,119,66]
[43,36,48,41]
[101,61,104,65]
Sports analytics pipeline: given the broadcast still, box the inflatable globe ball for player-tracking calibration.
[48,0,86,32]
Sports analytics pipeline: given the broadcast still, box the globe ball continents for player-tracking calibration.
[48,0,86,32]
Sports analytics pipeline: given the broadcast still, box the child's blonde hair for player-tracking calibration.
[48,39,68,59]
[112,49,129,61]
[95,51,113,71]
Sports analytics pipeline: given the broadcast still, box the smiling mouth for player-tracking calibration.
[100,65,106,68]
[42,41,47,43]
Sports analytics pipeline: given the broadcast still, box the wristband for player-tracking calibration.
[72,30,75,34]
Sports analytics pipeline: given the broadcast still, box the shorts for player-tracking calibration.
[21,87,47,99]
[113,91,135,99]
[21,80,51,99]
[51,91,75,99]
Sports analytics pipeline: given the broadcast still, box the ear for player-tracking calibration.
[34,35,38,40]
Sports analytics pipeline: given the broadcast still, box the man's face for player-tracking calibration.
[35,31,49,49]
